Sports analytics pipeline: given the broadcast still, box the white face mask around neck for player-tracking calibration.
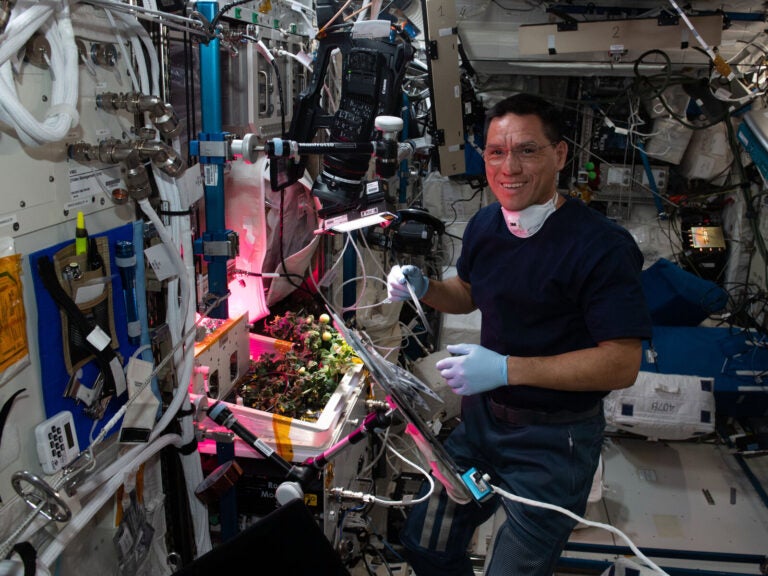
[500,193,559,238]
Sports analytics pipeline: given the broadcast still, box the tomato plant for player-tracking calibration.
[238,311,359,421]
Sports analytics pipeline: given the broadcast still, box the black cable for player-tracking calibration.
[444,185,483,228]
[210,0,252,30]
[278,187,298,291]
[376,0,397,18]
[490,0,541,11]
[0,388,25,448]
[183,30,194,166]
[272,188,321,304]
[362,544,394,576]
[269,58,287,138]
[235,269,305,282]
[36,255,119,397]
[157,208,193,217]
[632,49,673,101]
[630,49,731,130]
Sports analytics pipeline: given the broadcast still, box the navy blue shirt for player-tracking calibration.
[456,196,652,413]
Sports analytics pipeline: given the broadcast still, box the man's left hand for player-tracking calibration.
[436,344,508,396]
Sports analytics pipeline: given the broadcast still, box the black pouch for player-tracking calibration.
[51,237,119,376]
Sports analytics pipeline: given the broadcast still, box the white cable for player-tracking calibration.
[338,274,390,312]
[104,8,140,92]
[138,198,192,339]
[276,48,313,72]
[2,4,78,141]
[358,426,391,476]
[340,231,368,312]
[79,197,193,495]
[39,433,183,567]
[152,165,212,556]
[317,232,353,308]
[336,440,435,507]
[283,0,317,35]
[140,0,162,95]
[490,482,671,576]
[352,1,374,22]
[357,225,391,277]
[0,1,79,146]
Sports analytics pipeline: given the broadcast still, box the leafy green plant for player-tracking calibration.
[238,311,359,421]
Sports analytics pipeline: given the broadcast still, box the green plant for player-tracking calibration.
[238,311,359,420]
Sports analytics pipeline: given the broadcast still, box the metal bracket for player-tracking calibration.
[657,11,680,27]
[427,40,438,60]
[195,230,240,260]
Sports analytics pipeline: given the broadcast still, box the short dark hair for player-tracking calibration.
[484,93,565,143]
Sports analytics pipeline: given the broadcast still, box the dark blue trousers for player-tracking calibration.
[399,394,605,576]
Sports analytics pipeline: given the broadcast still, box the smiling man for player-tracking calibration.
[386,93,652,576]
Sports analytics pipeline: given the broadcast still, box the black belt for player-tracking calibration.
[488,397,602,426]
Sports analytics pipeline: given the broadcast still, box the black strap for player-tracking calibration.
[488,398,602,426]
[36,255,119,397]
[178,436,198,455]
[5,542,37,576]
[0,388,26,447]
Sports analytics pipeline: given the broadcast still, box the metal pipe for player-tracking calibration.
[97,92,181,137]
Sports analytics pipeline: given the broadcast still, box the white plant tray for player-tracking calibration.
[195,333,364,462]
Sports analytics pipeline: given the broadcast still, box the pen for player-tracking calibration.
[88,236,103,271]
[75,211,88,256]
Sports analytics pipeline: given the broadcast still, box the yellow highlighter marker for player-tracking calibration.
[75,211,88,255]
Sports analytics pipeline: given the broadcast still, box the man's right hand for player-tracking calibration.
[386,265,429,302]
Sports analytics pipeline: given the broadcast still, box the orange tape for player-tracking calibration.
[271,413,294,461]
[273,338,293,354]
[0,254,28,372]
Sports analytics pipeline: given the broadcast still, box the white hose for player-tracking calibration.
[0,1,79,146]
[141,187,212,556]
[276,48,313,72]
[0,3,52,61]
[138,198,192,340]
[104,7,141,92]
[78,197,192,494]
[39,433,183,568]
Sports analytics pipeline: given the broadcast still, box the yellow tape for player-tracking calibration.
[0,254,28,372]
[271,412,294,462]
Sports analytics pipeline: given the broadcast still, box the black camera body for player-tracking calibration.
[279,15,413,217]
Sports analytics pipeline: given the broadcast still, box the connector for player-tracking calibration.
[461,467,493,502]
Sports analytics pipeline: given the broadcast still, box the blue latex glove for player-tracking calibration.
[386,264,429,302]
[435,343,508,396]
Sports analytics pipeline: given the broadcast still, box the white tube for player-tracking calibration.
[104,8,141,92]
[154,159,211,555]
[39,433,183,568]
[0,1,79,146]
[138,198,191,341]
[276,48,313,72]
[0,3,53,65]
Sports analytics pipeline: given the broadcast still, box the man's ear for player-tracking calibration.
[554,140,568,171]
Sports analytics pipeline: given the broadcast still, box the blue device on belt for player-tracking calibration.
[461,467,493,502]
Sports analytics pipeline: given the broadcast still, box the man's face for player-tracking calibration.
[484,113,567,211]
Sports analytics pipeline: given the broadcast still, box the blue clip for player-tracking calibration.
[461,467,493,502]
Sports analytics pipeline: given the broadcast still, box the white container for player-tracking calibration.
[195,333,365,463]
